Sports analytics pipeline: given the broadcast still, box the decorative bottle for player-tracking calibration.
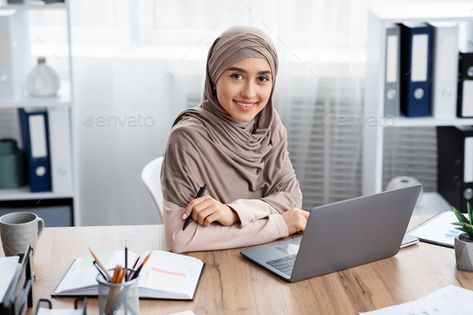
[26,56,60,96]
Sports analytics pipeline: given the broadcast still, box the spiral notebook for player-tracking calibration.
[53,250,204,300]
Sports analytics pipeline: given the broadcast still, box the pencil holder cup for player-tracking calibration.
[96,270,139,315]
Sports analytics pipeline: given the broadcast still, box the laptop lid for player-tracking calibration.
[241,185,422,282]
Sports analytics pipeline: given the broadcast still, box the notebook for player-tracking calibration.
[53,250,204,300]
[409,211,463,248]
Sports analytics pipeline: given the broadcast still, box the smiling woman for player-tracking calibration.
[160,26,309,253]
[216,58,273,123]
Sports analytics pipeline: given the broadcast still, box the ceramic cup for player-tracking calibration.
[0,212,44,256]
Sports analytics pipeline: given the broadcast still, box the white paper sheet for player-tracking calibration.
[359,285,473,315]
[409,211,463,247]
[0,256,20,301]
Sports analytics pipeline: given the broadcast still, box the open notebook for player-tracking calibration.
[53,250,204,300]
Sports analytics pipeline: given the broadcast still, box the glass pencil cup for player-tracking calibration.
[96,270,139,315]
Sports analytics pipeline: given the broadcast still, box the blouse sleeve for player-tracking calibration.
[164,199,289,253]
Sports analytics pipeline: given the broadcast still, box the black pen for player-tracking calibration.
[125,243,128,278]
[182,184,207,231]
[130,253,152,280]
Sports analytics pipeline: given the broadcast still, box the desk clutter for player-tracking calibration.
[0,246,33,315]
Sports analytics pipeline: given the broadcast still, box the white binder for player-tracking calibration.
[465,137,473,184]
[48,107,74,193]
[384,24,400,117]
[430,22,459,119]
[0,16,14,100]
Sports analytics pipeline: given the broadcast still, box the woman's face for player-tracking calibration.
[215,58,273,123]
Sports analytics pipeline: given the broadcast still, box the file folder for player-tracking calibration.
[0,16,14,100]
[437,126,473,213]
[399,23,434,117]
[384,24,401,117]
[0,246,33,315]
[48,107,73,193]
[18,108,52,192]
[457,52,473,118]
[429,22,459,120]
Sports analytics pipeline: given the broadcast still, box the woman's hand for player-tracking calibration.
[182,195,239,227]
[280,209,310,235]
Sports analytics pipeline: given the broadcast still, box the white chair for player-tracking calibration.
[141,157,164,223]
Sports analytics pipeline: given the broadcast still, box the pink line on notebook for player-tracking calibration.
[151,267,186,277]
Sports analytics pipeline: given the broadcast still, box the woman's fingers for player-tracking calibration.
[193,206,215,225]
[301,209,310,219]
[181,196,237,227]
[181,196,210,220]
[203,213,220,226]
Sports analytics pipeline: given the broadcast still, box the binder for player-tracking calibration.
[384,24,401,117]
[0,16,14,100]
[429,22,459,119]
[48,107,74,193]
[399,23,434,117]
[457,52,473,117]
[437,126,473,213]
[0,246,33,315]
[18,108,52,192]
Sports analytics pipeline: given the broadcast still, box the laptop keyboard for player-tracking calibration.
[266,254,296,275]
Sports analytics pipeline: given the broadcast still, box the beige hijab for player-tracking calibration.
[161,25,302,211]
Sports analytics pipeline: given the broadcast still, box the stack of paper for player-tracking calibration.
[0,256,20,301]
[359,285,473,315]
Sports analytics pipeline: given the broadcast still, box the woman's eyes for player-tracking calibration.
[258,76,270,82]
[229,73,271,83]
[230,73,243,80]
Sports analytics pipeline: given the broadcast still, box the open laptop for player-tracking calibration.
[240,185,422,282]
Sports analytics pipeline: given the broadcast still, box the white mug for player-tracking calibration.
[0,212,44,256]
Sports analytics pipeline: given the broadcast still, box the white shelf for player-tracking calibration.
[0,3,66,11]
[363,2,473,195]
[0,186,73,201]
[370,2,473,23]
[0,2,79,225]
[383,117,473,128]
[0,82,71,108]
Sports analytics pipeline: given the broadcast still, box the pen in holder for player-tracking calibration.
[96,269,139,315]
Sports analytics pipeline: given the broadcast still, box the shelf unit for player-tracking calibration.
[0,1,78,225]
[363,2,473,195]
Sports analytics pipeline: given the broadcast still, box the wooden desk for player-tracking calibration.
[24,223,473,315]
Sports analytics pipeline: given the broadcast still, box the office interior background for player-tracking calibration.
[0,0,468,226]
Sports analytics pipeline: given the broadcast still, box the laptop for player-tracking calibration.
[240,185,422,282]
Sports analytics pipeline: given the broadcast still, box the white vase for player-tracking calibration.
[26,57,60,97]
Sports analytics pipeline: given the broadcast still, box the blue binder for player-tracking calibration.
[18,108,52,192]
[399,23,434,117]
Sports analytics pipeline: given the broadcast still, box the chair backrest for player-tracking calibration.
[141,157,164,222]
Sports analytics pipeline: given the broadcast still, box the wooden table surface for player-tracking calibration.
[17,218,473,315]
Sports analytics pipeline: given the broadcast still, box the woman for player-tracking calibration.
[161,25,309,253]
